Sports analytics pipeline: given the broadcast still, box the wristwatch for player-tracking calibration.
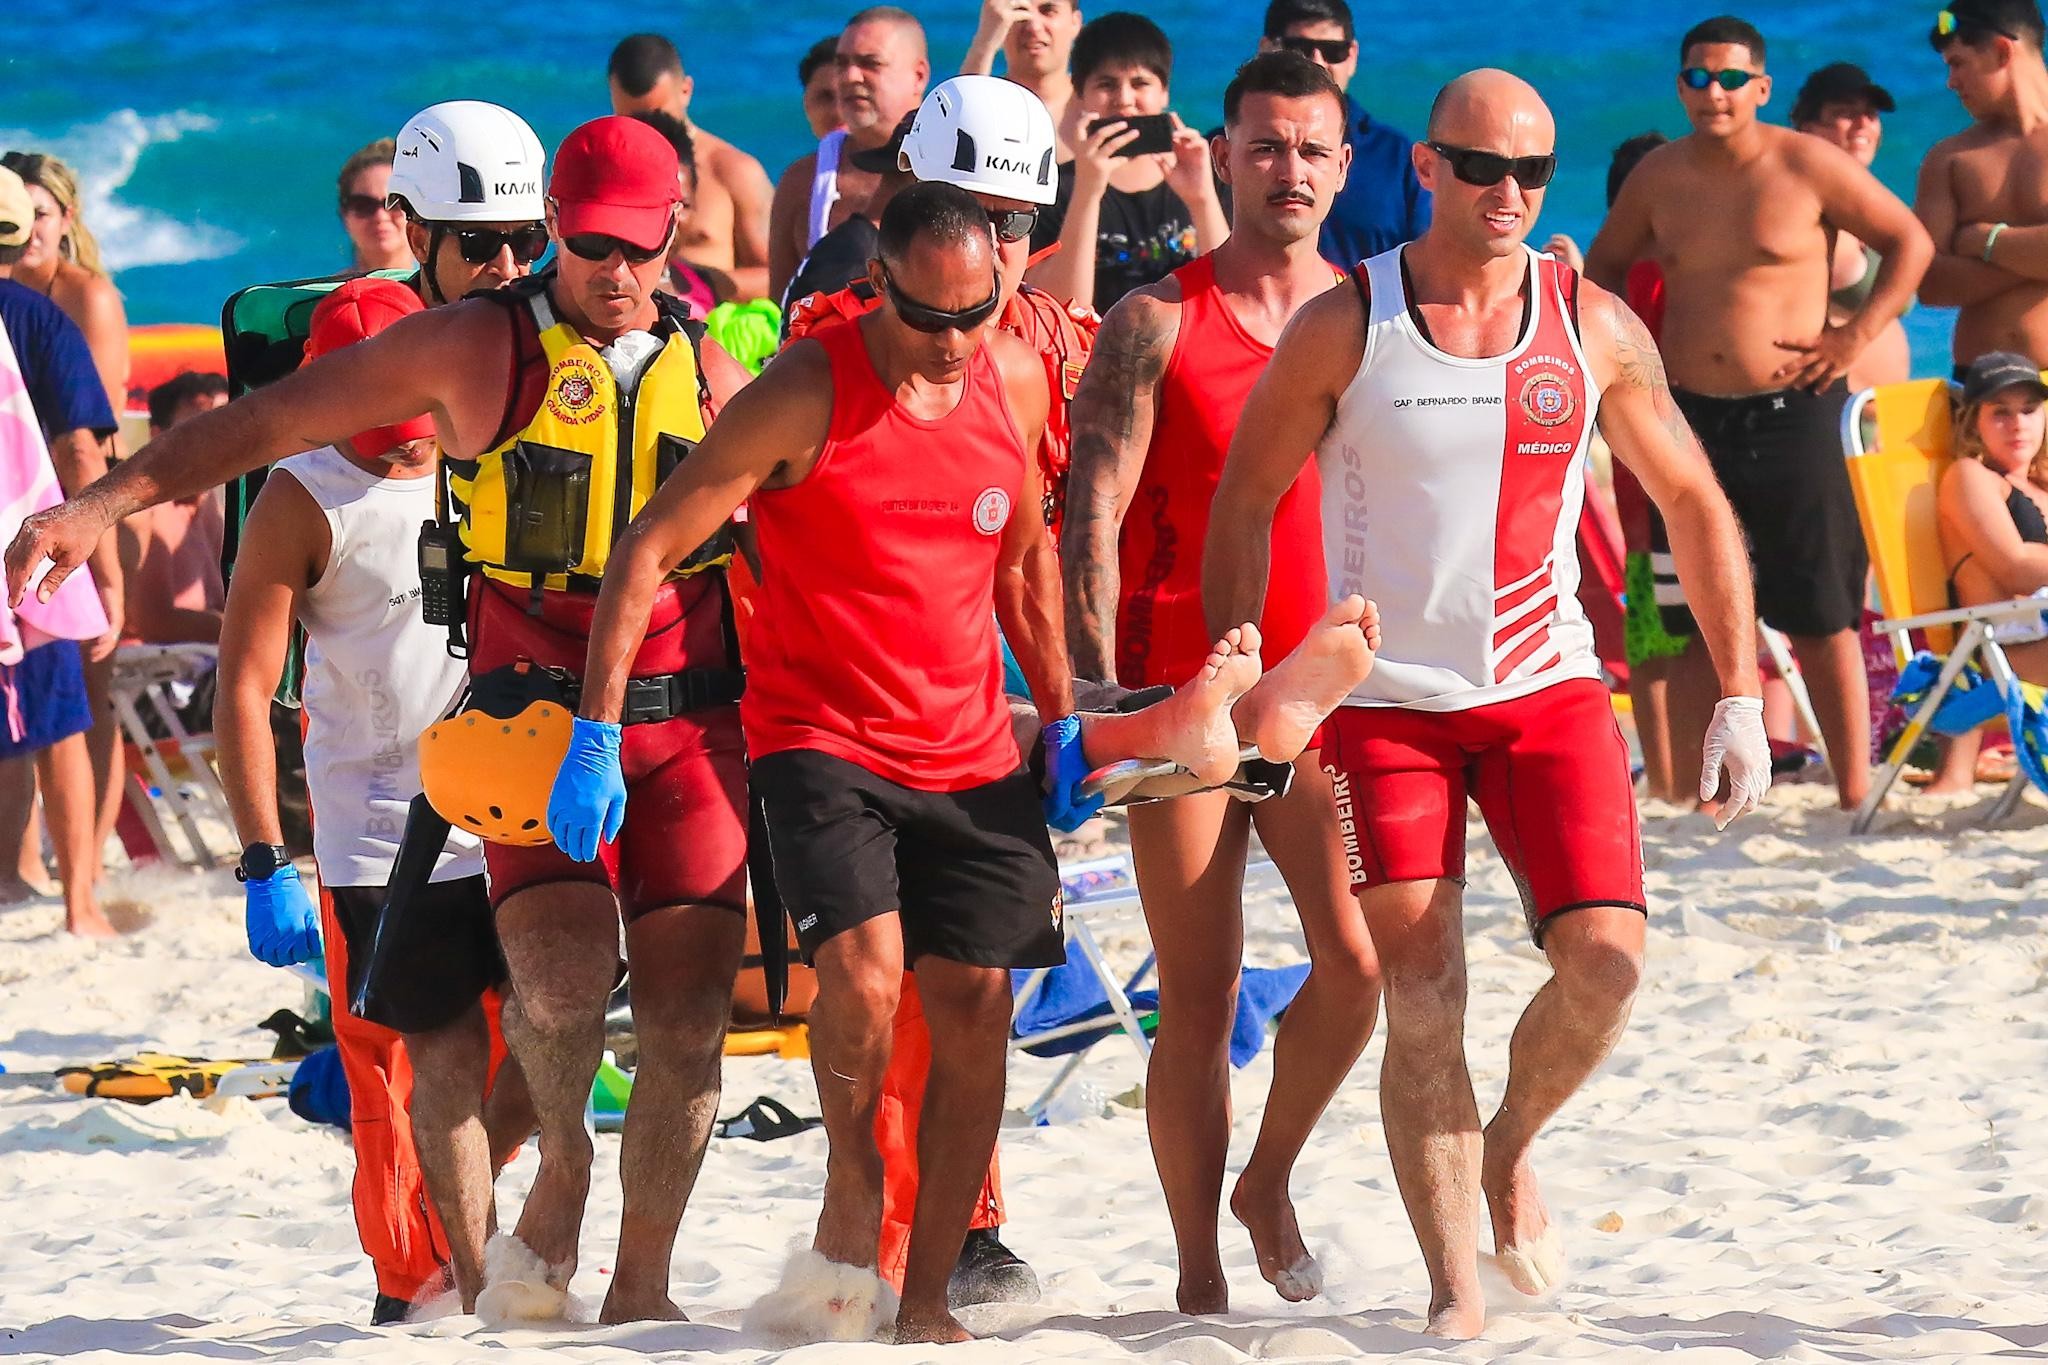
[235,842,292,883]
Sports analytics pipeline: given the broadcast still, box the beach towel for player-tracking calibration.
[1011,960,1311,1067]
[0,320,109,659]
[1892,651,2048,794]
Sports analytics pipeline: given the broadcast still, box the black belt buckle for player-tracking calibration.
[622,675,670,726]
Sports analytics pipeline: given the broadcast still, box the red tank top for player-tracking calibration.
[1115,255,1331,688]
[741,321,1027,790]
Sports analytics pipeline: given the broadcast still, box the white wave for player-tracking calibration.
[0,108,241,272]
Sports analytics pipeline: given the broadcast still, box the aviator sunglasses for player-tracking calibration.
[1427,142,1557,190]
[450,224,550,265]
[880,265,1002,333]
[1680,66,1759,91]
[1277,34,1353,64]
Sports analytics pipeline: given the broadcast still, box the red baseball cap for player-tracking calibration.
[548,116,680,252]
[304,278,437,459]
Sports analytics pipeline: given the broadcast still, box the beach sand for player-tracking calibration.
[5,783,2048,1362]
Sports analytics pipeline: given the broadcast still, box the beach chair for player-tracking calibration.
[1841,378,2042,832]
[106,642,235,866]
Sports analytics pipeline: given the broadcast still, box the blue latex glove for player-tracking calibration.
[245,864,322,967]
[1040,713,1105,833]
[549,717,626,862]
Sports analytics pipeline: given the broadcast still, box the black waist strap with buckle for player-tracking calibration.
[620,667,745,723]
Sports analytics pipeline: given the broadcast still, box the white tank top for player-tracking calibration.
[274,446,484,887]
[1320,244,1603,712]
[808,129,847,249]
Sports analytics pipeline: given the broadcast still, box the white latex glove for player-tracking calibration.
[1699,695,1770,830]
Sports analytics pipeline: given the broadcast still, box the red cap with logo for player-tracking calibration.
[304,277,437,459]
[548,116,680,252]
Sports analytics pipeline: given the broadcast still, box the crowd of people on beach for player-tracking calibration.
[2,0,2047,1346]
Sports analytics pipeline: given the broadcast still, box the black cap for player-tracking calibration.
[1790,62,1896,126]
[1930,0,2044,50]
[848,114,918,174]
[1962,350,2048,403]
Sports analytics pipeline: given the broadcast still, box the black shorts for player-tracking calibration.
[751,749,1066,970]
[1644,502,1696,640]
[1673,383,1867,637]
[330,877,505,1035]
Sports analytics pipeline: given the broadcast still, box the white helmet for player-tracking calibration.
[388,100,546,223]
[899,76,1058,206]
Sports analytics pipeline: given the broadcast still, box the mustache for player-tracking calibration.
[1265,189,1315,206]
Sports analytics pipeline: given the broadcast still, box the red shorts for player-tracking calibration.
[1319,678,1644,940]
[469,576,748,918]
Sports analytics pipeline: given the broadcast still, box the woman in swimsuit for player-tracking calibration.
[1927,352,2048,791]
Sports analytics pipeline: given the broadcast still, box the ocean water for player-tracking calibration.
[5,0,1964,371]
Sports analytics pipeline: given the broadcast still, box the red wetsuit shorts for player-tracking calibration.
[1318,678,1644,941]
[468,575,748,918]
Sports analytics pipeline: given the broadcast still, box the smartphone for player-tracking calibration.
[1097,112,1176,158]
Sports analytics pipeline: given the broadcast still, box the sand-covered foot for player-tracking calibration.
[475,1233,572,1325]
[506,1153,589,1278]
[1482,1139,1565,1298]
[65,903,117,938]
[1086,627,1261,788]
[1425,1292,1486,1339]
[1234,597,1379,763]
[894,1304,973,1344]
[744,1250,897,1345]
[599,1285,688,1324]
[1230,1174,1323,1302]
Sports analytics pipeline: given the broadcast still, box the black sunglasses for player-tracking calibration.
[1680,66,1759,91]
[987,206,1038,244]
[1427,142,1557,190]
[340,193,390,218]
[563,232,669,265]
[1277,34,1352,64]
[880,265,1002,333]
[450,224,550,265]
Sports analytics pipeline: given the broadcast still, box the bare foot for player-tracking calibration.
[1424,1291,1486,1339]
[893,1306,973,1344]
[509,1150,591,1279]
[1084,625,1262,787]
[1233,597,1379,762]
[1175,1269,1229,1316]
[66,901,117,938]
[1229,1173,1323,1302]
[600,1286,688,1324]
[1482,1129,1563,1297]
[475,1232,574,1325]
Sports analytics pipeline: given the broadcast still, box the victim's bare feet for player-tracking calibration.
[1482,1126,1563,1297]
[1233,597,1379,762]
[1089,625,1262,786]
[1229,1173,1323,1302]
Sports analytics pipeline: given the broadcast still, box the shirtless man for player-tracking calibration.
[1586,15,1931,813]
[8,118,756,1326]
[961,0,1085,157]
[609,32,775,301]
[1062,51,1382,1314]
[1918,0,2048,368]
[767,7,930,299]
[1210,68,1769,1337]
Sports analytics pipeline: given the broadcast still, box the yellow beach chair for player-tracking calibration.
[1841,378,2042,832]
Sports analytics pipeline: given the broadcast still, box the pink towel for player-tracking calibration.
[0,320,109,664]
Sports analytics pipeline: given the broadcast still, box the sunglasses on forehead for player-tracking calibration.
[1934,7,2020,39]
[1276,34,1352,64]
[1680,66,1759,91]
[448,224,550,265]
[880,265,1002,333]
[1427,142,1557,190]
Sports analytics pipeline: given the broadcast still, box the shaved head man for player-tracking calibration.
[1207,67,1769,1336]
[767,7,931,298]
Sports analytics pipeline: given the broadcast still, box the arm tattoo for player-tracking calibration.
[1603,290,1700,456]
[1061,294,1178,680]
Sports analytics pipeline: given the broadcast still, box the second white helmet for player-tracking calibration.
[388,100,546,223]
[899,76,1058,206]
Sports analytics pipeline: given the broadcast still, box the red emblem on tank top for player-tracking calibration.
[972,487,1011,535]
[1519,371,1575,428]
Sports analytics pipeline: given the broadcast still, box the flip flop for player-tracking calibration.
[714,1094,822,1142]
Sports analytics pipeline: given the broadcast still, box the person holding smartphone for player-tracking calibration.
[1026,12,1228,310]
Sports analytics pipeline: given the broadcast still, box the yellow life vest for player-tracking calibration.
[444,278,729,590]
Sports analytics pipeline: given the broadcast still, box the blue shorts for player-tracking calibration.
[0,640,93,759]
